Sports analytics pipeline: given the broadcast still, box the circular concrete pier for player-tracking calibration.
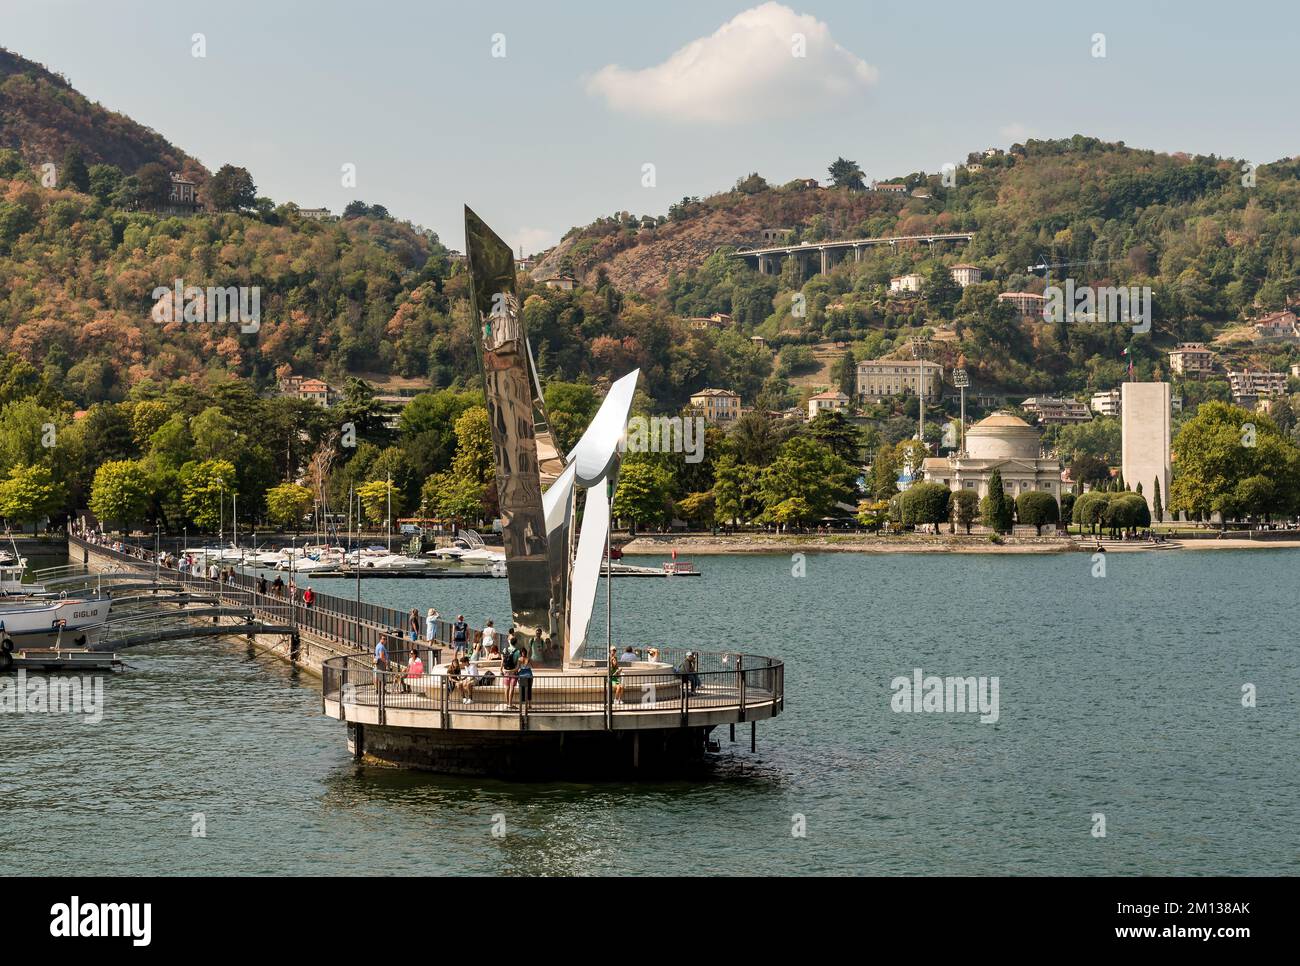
[322,648,784,778]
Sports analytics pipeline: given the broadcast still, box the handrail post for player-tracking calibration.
[377,662,385,725]
[737,654,746,721]
[605,667,613,730]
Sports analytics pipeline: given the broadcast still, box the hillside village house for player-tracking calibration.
[922,412,1062,501]
[689,388,741,424]
[1228,370,1288,405]
[541,273,577,291]
[949,264,982,287]
[807,389,850,421]
[857,359,943,401]
[1020,396,1092,424]
[1167,343,1216,377]
[279,375,334,406]
[296,207,332,221]
[162,173,200,215]
[889,273,923,294]
[759,228,791,244]
[686,313,734,331]
[1292,363,1300,379]
[1252,309,1299,340]
[870,181,908,193]
[997,292,1047,319]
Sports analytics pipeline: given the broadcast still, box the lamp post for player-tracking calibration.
[953,367,969,457]
[909,336,932,452]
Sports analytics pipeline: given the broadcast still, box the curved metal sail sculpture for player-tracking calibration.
[464,207,638,668]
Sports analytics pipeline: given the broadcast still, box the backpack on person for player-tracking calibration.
[503,647,518,671]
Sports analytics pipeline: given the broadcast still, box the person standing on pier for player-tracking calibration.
[516,648,533,714]
[303,586,315,609]
[408,608,419,642]
[502,628,520,708]
[452,615,469,656]
[375,634,390,694]
[425,608,439,642]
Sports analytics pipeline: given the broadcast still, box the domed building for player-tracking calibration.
[922,412,1062,500]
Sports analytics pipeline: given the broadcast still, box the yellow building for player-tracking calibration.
[689,388,741,424]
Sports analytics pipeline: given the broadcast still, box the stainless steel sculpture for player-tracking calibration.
[465,207,639,668]
[465,207,559,664]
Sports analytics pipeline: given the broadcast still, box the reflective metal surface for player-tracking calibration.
[465,207,558,665]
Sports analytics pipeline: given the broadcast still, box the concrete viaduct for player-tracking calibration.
[728,232,975,281]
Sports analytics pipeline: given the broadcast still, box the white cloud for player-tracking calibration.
[586,2,878,123]
[508,227,556,258]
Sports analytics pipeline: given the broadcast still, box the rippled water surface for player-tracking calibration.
[2,548,1295,875]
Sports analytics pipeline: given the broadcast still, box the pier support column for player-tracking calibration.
[820,248,829,274]
[348,722,365,759]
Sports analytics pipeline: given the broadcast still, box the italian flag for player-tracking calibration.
[1123,346,1133,378]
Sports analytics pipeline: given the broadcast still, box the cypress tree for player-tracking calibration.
[1153,477,1163,524]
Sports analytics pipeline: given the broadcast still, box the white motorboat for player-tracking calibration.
[0,596,110,649]
[1,557,30,595]
[428,530,505,566]
[345,547,429,570]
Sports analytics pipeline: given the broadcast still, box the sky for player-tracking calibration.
[3,0,1297,254]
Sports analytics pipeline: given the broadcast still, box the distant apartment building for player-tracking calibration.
[1090,389,1122,417]
[949,264,982,287]
[964,162,983,173]
[1228,370,1288,405]
[889,273,924,294]
[807,389,850,421]
[689,388,741,424]
[161,173,201,215]
[870,181,908,193]
[296,207,332,221]
[1252,309,1299,340]
[1021,396,1092,424]
[997,292,1047,319]
[1167,343,1216,377]
[857,359,943,401]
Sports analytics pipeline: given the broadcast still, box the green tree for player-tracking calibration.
[190,407,238,461]
[206,164,258,211]
[759,437,855,521]
[89,460,151,530]
[1152,476,1163,523]
[420,471,486,521]
[951,489,980,534]
[827,157,865,190]
[1016,491,1060,535]
[264,482,313,532]
[59,145,90,193]
[807,409,861,462]
[357,478,404,526]
[179,459,236,530]
[900,482,951,529]
[612,461,672,534]
[676,491,715,528]
[135,162,172,208]
[980,469,1013,532]
[1072,490,1109,535]
[1169,401,1300,521]
[0,463,65,533]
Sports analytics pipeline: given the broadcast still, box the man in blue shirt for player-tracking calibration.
[452,615,469,655]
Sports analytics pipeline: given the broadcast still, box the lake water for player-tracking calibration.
[2,548,1296,875]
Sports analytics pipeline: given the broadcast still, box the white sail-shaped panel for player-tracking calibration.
[568,370,639,487]
[542,461,576,532]
[567,480,610,661]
